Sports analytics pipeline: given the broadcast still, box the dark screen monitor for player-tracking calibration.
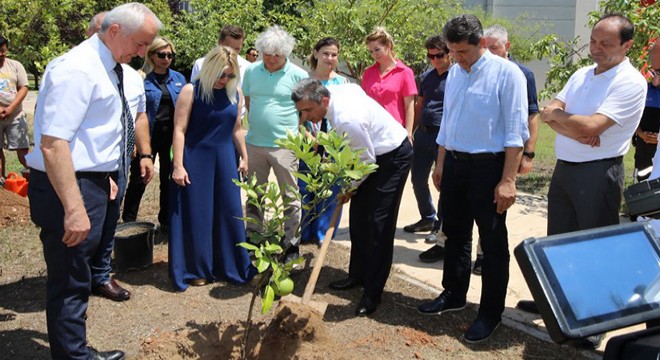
[515,221,660,344]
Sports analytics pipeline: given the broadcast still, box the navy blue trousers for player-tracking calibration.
[29,169,114,360]
[411,127,440,225]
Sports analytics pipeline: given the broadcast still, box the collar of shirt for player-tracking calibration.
[591,57,631,79]
[89,33,118,76]
[258,58,291,74]
[457,49,490,75]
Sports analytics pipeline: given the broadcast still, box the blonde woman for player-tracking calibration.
[361,27,417,139]
[123,36,185,231]
[169,46,255,291]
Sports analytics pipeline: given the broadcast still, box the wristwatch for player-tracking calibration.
[522,151,535,159]
[139,153,155,160]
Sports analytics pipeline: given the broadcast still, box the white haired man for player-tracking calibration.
[26,3,161,359]
[242,26,308,261]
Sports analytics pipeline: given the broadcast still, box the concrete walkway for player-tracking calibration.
[329,175,642,357]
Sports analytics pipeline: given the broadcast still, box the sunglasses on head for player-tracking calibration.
[651,68,660,77]
[219,72,237,80]
[427,52,447,60]
[155,52,175,59]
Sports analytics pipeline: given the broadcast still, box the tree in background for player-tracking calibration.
[531,0,659,99]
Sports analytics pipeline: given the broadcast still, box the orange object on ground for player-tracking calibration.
[5,172,28,197]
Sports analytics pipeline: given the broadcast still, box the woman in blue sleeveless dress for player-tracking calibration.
[169,46,255,291]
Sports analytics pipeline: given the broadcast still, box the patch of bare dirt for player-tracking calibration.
[0,188,31,228]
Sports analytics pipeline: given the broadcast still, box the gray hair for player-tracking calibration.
[483,24,508,43]
[255,25,296,56]
[291,78,330,104]
[100,3,163,35]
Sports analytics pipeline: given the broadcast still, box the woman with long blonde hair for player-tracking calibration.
[169,46,255,290]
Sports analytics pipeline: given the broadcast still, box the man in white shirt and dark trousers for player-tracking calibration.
[25,3,161,359]
[292,79,413,317]
[516,13,647,348]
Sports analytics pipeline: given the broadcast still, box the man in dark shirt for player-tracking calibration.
[634,42,660,181]
[404,36,451,263]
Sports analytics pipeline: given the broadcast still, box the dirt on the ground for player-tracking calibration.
[0,188,31,228]
[0,177,590,360]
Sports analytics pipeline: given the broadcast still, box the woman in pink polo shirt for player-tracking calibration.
[361,27,417,140]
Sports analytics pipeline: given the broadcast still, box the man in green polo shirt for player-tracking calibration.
[242,25,308,262]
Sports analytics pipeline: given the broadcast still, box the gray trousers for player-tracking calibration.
[547,157,624,235]
[245,143,301,245]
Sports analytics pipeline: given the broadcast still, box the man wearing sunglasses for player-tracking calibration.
[246,47,259,63]
[190,25,248,84]
[407,35,451,263]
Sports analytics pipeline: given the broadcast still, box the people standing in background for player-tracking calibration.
[169,46,255,290]
[298,37,348,245]
[635,41,660,181]
[406,35,451,264]
[191,25,249,84]
[122,36,186,235]
[361,27,417,140]
[0,35,29,185]
[246,47,259,63]
[26,4,160,358]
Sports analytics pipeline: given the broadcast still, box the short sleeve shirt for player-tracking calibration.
[361,60,417,127]
[555,58,647,162]
[26,34,123,172]
[242,60,309,147]
[0,58,29,120]
[418,68,448,127]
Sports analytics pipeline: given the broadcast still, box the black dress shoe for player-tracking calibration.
[418,290,466,315]
[93,278,130,302]
[516,300,540,314]
[329,277,360,290]
[403,219,435,233]
[355,294,381,316]
[464,316,501,343]
[89,347,125,360]
[419,245,444,263]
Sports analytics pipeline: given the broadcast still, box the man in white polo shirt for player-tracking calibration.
[26,4,160,359]
[517,13,647,348]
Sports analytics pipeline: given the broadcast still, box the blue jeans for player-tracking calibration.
[411,128,440,226]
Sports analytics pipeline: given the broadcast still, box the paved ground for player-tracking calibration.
[329,174,644,357]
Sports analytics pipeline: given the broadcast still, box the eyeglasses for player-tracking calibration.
[219,72,237,80]
[651,68,660,78]
[155,52,175,59]
[248,53,259,58]
[427,52,447,60]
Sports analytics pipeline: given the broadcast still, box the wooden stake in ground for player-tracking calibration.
[282,203,343,316]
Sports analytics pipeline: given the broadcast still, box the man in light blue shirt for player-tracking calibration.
[417,14,528,344]
[242,26,308,262]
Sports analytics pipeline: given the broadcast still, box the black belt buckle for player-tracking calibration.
[450,150,502,161]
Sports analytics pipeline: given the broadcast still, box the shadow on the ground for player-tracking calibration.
[0,328,50,359]
[0,275,46,313]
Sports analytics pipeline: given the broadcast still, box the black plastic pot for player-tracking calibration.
[113,222,156,272]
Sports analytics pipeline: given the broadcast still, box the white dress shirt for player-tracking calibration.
[326,84,408,166]
[27,34,123,172]
[122,64,146,118]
